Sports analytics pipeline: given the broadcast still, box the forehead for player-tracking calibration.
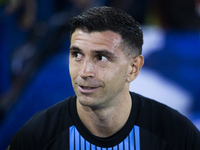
[70,30,122,52]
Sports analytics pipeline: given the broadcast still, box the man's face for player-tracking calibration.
[69,30,132,109]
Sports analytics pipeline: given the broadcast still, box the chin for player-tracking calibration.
[77,95,94,105]
[77,95,102,109]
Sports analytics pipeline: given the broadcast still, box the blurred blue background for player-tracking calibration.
[0,0,200,149]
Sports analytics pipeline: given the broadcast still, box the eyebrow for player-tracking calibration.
[69,46,82,52]
[91,50,117,58]
[69,46,117,58]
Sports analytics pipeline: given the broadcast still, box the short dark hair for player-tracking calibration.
[70,6,143,56]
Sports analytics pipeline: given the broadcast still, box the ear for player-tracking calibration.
[126,55,144,82]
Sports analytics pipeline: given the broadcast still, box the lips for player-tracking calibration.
[80,86,95,90]
[74,77,102,94]
[78,85,99,94]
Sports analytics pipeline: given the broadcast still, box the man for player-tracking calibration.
[8,6,200,150]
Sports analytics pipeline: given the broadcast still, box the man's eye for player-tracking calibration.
[76,53,82,59]
[97,55,108,61]
[72,52,83,59]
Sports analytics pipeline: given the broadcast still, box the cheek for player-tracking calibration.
[112,67,128,83]
[69,64,78,79]
[98,67,110,79]
[100,67,126,84]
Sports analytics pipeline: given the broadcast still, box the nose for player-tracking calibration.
[79,59,95,78]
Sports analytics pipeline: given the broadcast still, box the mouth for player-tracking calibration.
[78,85,98,93]
[80,86,96,89]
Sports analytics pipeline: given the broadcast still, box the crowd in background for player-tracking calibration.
[0,0,200,149]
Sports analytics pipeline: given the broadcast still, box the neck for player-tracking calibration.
[77,93,132,137]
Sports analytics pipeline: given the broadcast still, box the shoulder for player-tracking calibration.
[9,95,76,149]
[27,95,75,127]
[131,92,194,125]
[130,91,198,131]
[130,92,200,149]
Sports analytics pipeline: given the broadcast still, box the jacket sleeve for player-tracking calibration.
[7,111,43,150]
[7,122,37,150]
